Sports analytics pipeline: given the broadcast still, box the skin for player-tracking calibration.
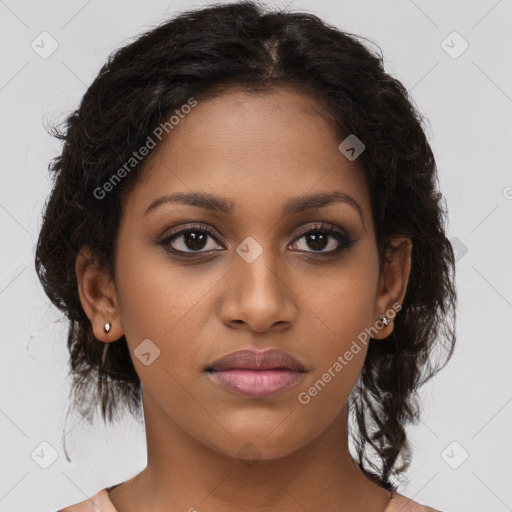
[76,87,412,512]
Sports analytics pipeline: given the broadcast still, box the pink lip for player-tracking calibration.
[206,349,306,398]
[208,369,304,398]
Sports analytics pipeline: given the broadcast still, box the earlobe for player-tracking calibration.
[75,246,124,342]
[373,237,412,339]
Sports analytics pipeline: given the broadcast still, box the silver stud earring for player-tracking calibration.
[379,314,389,327]
[104,322,112,333]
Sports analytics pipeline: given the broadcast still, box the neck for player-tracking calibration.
[110,390,392,512]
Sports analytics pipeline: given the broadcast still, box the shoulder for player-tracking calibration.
[54,488,118,512]
[385,491,444,512]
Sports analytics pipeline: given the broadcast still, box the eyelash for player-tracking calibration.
[158,222,356,258]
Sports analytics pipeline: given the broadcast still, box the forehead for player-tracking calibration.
[122,87,370,220]
[165,86,341,154]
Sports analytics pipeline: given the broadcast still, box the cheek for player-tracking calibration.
[293,305,370,431]
[303,259,379,350]
[294,252,378,409]
[113,248,215,410]
[114,241,217,344]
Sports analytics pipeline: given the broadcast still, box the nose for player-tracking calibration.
[218,246,298,334]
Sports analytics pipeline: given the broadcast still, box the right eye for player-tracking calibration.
[159,224,225,254]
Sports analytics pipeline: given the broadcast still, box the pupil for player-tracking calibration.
[185,231,207,250]
[308,233,327,251]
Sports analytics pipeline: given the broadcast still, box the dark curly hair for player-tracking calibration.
[35,0,456,491]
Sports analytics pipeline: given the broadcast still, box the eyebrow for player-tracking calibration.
[143,190,364,224]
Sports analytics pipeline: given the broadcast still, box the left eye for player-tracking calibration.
[290,227,353,254]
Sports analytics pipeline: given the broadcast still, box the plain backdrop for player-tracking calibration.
[1,1,511,511]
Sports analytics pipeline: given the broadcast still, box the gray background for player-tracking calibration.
[1,1,511,511]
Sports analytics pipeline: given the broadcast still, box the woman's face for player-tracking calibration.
[79,87,411,461]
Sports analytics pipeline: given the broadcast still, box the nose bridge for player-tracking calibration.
[234,234,283,299]
[221,234,296,331]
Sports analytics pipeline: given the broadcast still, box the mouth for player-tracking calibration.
[205,349,307,399]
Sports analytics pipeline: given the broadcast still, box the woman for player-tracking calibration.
[36,2,456,511]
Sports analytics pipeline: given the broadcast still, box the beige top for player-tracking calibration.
[56,483,443,512]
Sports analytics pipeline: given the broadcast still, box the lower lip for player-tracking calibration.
[207,369,304,398]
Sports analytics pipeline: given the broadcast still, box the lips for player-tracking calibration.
[206,349,306,399]
[206,348,306,372]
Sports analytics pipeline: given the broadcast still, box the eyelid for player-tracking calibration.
[292,222,349,240]
[159,222,224,242]
[159,221,348,243]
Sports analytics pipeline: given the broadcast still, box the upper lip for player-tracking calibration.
[206,349,306,372]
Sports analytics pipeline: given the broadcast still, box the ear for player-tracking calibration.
[75,245,124,342]
[372,237,412,339]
